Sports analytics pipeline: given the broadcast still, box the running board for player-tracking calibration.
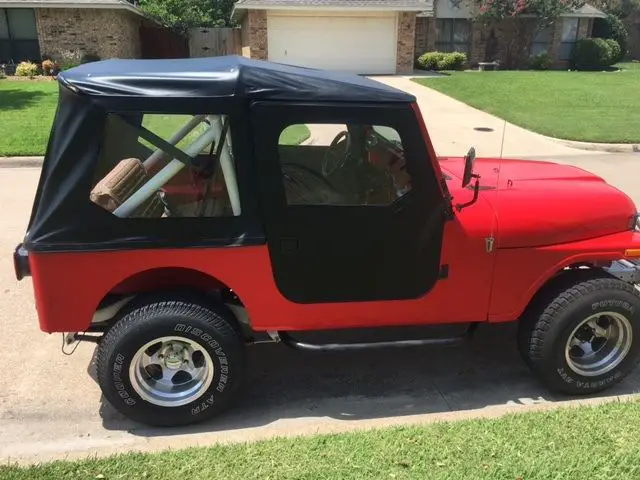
[270,324,478,353]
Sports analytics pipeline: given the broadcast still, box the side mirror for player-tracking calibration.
[462,147,476,188]
[455,147,481,212]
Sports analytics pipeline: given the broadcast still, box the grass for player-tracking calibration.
[281,123,312,145]
[3,400,640,479]
[412,62,640,143]
[0,81,310,156]
[0,80,59,156]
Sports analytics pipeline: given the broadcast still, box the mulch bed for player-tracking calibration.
[1,75,57,81]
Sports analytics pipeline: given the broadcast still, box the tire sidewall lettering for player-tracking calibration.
[556,366,623,390]
[173,322,230,398]
[556,299,638,391]
[591,299,635,315]
[109,320,233,415]
[112,352,136,406]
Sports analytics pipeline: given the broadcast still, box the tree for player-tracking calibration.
[590,0,640,17]
[592,13,629,60]
[458,0,586,67]
[139,0,237,32]
[474,0,585,27]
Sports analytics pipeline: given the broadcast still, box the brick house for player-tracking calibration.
[233,0,606,73]
[415,1,607,68]
[0,0,158,65]
[233,0,434,74]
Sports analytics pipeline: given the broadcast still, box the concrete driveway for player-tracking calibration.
[1,79,640,463]
[372,75,605,158]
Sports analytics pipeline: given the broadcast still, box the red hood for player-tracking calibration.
[440,157,637,248]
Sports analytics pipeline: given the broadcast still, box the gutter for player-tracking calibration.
[231,4,435,21]
[0,1,159,21]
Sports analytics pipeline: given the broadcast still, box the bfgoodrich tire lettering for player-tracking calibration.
[96,295,246,427]
[519,276,640,395]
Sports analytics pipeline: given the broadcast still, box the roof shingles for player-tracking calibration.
[0,0,139,8]
[234,0,433,11]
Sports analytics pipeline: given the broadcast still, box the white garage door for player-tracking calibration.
[267,13,398,74]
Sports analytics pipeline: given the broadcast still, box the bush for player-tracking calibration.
[529,52,551,70]
[15,61,40,77]
[592,14,628,62]
[605,38,622,65]
[571,38,618,69]
[441,51,467,70]
[416,51,467,71]
[41,59,58,76]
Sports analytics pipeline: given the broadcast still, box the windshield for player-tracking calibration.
[372,125,403,149]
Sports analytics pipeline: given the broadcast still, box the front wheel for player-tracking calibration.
[95,294,246,427]
[519,276,640,395]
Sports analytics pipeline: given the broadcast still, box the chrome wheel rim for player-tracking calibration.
[129,336,214,407]
[565,312,633,377]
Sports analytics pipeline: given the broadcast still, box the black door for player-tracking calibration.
[251,101,446,304]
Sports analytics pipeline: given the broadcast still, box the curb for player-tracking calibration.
[0,157,44,168]
[552,139,640,154]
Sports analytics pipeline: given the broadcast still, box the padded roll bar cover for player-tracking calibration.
[89,157,164,218]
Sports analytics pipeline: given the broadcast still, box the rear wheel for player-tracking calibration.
[96,294,246,427]
[518,275,640,395]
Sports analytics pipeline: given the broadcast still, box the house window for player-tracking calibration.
[559,17,581,60]
[531,24,553,55]
[435,19,471,55]
[0,8,40,64]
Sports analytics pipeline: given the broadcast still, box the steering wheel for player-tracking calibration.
[321,130,350,177]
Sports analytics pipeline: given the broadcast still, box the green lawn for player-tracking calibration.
[3,400,640,479]
[412,62,640,143]
[0,80,59,156]
[0,81,310,156]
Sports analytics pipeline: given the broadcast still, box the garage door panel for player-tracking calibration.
[267,14,397,74]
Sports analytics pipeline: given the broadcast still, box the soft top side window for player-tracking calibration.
[90,113,241,219]
[277,122,412,206]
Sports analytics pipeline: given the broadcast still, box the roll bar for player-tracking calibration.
[112,114,241,218]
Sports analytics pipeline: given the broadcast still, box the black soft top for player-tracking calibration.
[58,55,415,103]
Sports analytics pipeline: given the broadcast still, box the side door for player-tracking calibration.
[251,101,447,304]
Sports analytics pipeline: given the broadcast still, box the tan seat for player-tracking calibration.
[90,158,166,218]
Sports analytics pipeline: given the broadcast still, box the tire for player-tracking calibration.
[518,275,640,395]
[96,293,246,427]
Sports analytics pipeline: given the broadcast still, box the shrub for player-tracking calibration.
[41,59,58,76]
[571,38,617,69]
[592,14,628,62]
[605,38,622,65]
[15,61,40,77]
[441,51,467,70]
[417,52,441,70]
[416,51,467,71]
[529,52,551,70]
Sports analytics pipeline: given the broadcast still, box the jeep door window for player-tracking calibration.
[89,114,241,219]
[277,123,412,206]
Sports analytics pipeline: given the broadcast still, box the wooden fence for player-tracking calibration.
[140,25,189,59]
[188,27,242,57]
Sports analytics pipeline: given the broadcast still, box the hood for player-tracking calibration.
[441,157,637,249]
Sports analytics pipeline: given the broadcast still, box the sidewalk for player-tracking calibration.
[0,156,43,168]
[371,76,606,158]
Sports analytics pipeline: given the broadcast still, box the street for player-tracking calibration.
[1,152,639,463]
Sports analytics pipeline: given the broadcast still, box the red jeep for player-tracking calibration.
[14,56,640,427]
